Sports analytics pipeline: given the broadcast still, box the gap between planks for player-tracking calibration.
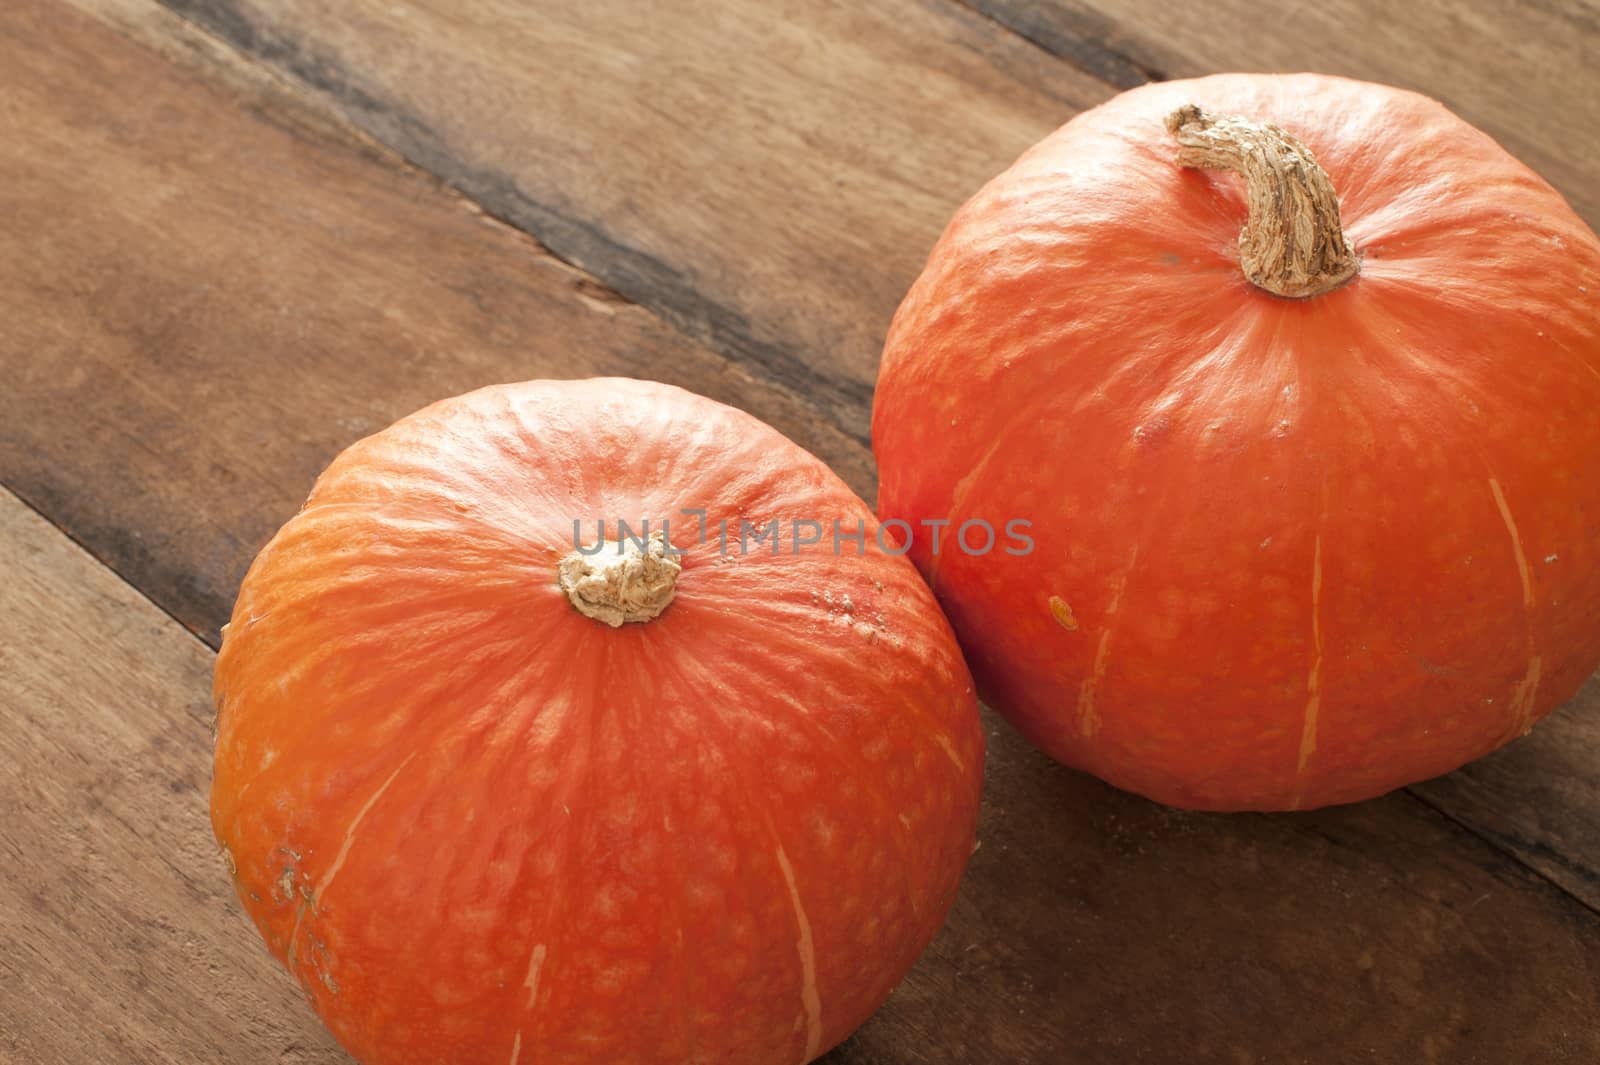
[1405,787,1600,923]
[66,0,643,318]
[3,483,218,653]
[139,0,883,445]
[949,0,1166,87]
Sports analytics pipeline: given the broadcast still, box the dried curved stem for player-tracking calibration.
[1167,104,1359,299]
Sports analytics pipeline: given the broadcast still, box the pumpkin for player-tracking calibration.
[211,379,983,1065]
[872,73,1600,811]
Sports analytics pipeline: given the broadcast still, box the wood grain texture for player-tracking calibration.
[852,727,1600,1064]
[1,0,871,647]
[149,0,1118,437]
[968,0,1600,229]
[1413,672,1600,912]
[0,488,345,1064]
[4,1,1600,1063]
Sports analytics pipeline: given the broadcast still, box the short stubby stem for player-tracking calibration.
[558,530,681,627]
[1166,103,1359,299]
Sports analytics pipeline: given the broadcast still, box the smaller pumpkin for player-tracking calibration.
[212,379,983,1065]
[873,73,1600,811]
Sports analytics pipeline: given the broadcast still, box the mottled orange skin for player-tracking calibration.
[873,74,1600,811]
[212,379,982,1065]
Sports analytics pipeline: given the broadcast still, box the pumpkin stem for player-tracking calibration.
[558,530,681,627]
[1166,104,1359,299]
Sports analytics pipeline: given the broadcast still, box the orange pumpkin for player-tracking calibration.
[873,73,1600,811]
[212,379,983,1064]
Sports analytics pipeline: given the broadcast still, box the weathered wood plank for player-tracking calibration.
[1412,672,1600,912]
[0,488,347,1064]
[969,0,1600,229]
[2,0,871,646]
[857,728,1600,1064]
[148,0,1117,438]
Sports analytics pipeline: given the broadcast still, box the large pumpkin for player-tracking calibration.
[212,379,983,1064]
[873,73,1600,811]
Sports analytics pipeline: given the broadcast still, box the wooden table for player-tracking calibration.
[3,1,1598,1061]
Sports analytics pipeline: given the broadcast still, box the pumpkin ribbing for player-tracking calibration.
[873,73,1600,811]
[212,378,984,1065]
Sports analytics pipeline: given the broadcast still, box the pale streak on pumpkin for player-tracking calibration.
[929,730,965,774]
[1077,633,1113,740]
[883,690,964,773]
[926,432,1010,593]
[1291,534,1325,811]
[1488,478,1535,610]
[521,943,547,1008]
[1077,547,1138,740]
[1488,477,1542,735]
[1545,327,1600,386]
[1507,655,1544,734]
[773,844,822,1063]
[286,753,418,983]
[508,1031,522,1065]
